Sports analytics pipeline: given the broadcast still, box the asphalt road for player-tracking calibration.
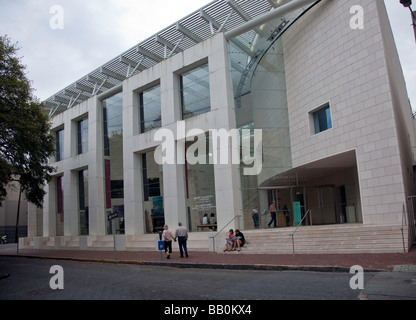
[0,256,414,302]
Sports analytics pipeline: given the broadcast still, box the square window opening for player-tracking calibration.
[311,103,332,134]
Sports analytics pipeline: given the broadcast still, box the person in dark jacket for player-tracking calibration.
[232,229,245,252]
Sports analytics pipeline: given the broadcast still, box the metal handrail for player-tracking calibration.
[401,203,407,253]
[211,215,242,253]
[290,210,311,255]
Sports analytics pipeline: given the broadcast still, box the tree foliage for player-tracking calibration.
[0,35,55,207]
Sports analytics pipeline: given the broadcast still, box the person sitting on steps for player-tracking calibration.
[232,229,245,252]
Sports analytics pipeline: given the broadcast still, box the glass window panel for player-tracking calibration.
[56,175,64,236]
[78,170,89,235]
[77,118,88,155]
[180,64,211,120]
[313,105,332,134]
[142,151,164,234]
[102,92,124,235]
[326,107,332,130]
[103,93,123,156]
[55,129,64,161]
[140,85,161,133]
[185,135,217,232]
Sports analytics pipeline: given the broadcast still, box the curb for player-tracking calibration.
[1,254,386,273]
[143,262,385,273]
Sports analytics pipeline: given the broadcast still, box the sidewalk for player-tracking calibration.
[0,244,415,272]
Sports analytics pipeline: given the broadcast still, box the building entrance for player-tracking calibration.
[261,183,358,228]
[306,185,357,225]
[261,187,308,228]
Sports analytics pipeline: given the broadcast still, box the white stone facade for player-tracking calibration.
[284,0,415,225]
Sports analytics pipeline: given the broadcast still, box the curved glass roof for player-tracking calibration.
[45,0,318,117]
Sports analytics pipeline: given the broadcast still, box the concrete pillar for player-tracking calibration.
[87,96,106,235]
[163,163,187,229]
[160,69,187,228]
[43,180,56,237]
[209,35,243,231]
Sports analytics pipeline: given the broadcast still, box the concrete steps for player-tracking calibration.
[22,224,409,254]
[126,233,212,252]
[235,224,408,254]
[90,235,115,249]
[63,236,80,249]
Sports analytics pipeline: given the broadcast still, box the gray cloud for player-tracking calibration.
[1,0,415,111]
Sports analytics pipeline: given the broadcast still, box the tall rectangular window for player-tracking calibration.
[142,151,164,234]
[102,92,124,235]
[140,85,161,133]
[56,175,64,236]
[313,104,332,134]
[103,93,123,157]
[55,129,64,162]
[77,118,88,155]
[78,170,89,235]
[56,176,64,214]
[180,63,211,120]
[184,135,217,232]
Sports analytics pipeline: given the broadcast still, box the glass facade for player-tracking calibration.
[102,92,124,235]
[229,36,292,230]
[227,14,361,229]
[180,63,210,120]
[140,85,162,133]
[142,150,164,234]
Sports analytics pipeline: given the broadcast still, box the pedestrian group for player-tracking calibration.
[162,202,289,259]
[223,228,245,252]
[162,222,189,259]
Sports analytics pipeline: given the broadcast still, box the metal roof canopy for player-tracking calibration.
[44,0,317,117]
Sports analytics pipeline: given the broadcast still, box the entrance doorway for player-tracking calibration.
[305,185,357,225]
[257,151,362,228]
[263,187,308,228]
[261,184,357,227]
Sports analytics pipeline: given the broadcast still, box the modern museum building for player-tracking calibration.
[22,0,416,253]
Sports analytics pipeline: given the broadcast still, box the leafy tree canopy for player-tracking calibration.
[0,35,55,207]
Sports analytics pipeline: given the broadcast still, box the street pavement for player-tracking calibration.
[0,256,365,300]
[0,244,415,301]
[0,244,415,272]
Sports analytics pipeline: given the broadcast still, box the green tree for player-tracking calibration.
[0,35,55,208]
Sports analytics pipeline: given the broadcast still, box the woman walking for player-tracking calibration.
[162,225,175,259]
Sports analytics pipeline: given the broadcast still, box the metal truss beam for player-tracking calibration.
[137,46,163,63]
[176,22,203,43]
[100,66,126,81]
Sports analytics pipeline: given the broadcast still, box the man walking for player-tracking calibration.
[268,202,277,228]
[175,222,189,258]
[251,207,259,228]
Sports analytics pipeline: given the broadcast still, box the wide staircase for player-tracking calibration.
[22,224,409,254]
[239,224,408,254]
[126,233,212,252]
[24,233,213,251]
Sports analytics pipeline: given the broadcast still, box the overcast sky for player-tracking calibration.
[0,0,415,111]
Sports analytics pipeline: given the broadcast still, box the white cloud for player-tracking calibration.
[0,0,213,100]
[114,0,213,42]
[384,0,416,111]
